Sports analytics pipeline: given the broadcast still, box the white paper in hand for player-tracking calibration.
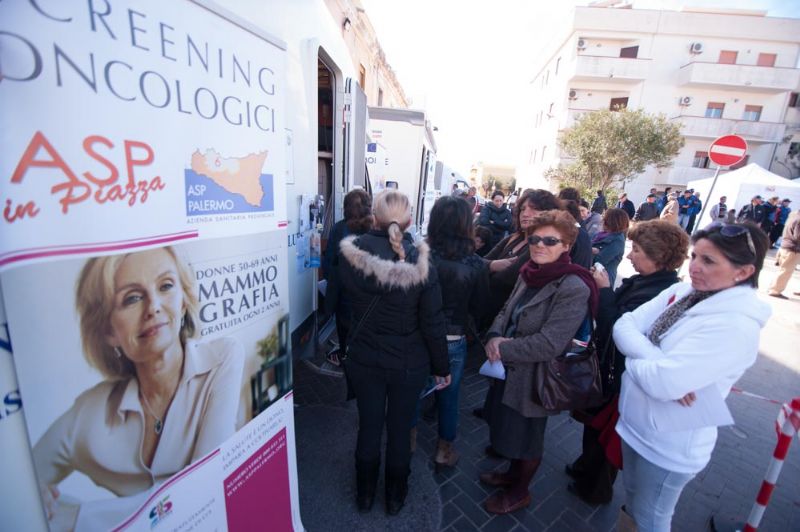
[652,384,734,432]
[479,360,506,380]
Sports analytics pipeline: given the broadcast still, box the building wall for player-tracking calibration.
[323,0,408,108]
[521,5,800,202]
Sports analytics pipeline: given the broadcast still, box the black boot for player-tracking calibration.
[385,467,409,516]
[356,460,379,513]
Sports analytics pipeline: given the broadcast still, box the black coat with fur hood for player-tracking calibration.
[338,230,449,376]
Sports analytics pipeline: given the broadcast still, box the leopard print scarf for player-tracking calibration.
[647,290,718,346]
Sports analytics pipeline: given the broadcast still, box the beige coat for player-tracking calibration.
[489,274,590,417]
[660,199,679,224]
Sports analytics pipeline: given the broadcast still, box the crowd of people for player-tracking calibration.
[321,183,787,531]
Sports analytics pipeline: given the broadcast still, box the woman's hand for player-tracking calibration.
[435,374,452,390]
[591,267,611,289]
[40,483,60,520]
[677,391,696,407]
[489,257,516,273]
[485,337,509,362]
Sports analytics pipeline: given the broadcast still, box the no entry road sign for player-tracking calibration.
[708,135,748,167]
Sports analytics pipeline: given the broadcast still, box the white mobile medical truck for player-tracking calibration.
[367,106,438,235]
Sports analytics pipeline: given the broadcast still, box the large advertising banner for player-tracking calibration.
[0,1,301,530]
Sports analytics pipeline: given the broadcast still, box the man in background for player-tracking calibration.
[737,195,765,225]
[710,195,728,221]
[677,189,694,230]
[767,209,800,299]
[591,190,607,215]
[770,198,792,248]
[616,193,636,219]
[686,191,702,233]
[633,193,660,222]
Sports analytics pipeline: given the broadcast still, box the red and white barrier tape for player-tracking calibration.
[742,397,800,532]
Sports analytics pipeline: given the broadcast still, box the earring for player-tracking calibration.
[114,346,123,358]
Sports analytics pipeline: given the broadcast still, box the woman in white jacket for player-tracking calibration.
[612,222,771,532]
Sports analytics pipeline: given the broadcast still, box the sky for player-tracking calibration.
[360,0,798,177]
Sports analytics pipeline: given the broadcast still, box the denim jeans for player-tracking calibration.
[678,213,691,230]
[436,337,467,441]
[621,441,696,532]
[411,336,466,442]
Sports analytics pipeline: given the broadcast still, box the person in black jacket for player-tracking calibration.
[565,220,689,505]
[478,191,513,249]
[633,193,660,222]
[416,196,489,470]
[322,188,373,366]
[338,189,450,515]
[615,193,636,220]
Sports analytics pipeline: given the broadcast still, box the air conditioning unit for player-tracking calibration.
[679,96,693,106]
[568,89,578,100]
[577,38,586,50]
[690,42,704,54]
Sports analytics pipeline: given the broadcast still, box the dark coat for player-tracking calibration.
[489,274,590,417]
[432,251,490,336]
[478,203,512,248]
[483,234,531,327]
[737,203,766,224]
[591,195,607,214]
[596,270,680,395]
[634,201,659,222]
[592,232,626,287]
[570,227,593,270]
[617,199,635,219]
[338,231,448,376]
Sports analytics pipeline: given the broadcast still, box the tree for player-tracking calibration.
[546,108,684,193]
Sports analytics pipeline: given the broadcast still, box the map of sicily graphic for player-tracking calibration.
[185,149,274,215]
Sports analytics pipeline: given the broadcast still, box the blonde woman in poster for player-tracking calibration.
[32,246,245,528]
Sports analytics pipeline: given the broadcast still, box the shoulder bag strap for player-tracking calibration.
[344,294,381,356]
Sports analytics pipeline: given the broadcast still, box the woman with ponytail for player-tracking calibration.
[338,190,450,516]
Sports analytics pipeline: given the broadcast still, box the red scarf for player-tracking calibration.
[519,252,599,318]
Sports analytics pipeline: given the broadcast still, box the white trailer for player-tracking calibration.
[0,1,369,528]
[207,0,369,358]
[367,107,438,235]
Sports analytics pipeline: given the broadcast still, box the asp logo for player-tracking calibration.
[149,496,173,528]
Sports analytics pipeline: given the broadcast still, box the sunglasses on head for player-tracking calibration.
[527,235,563,247]
[704,222,756,257]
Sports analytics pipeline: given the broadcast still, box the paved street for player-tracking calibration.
[293,247,800,531]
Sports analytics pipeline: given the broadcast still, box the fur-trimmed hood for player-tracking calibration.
[339,234,430,290]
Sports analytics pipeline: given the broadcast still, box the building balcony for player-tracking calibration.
[677,62,800,93]
[671,116,786,144]
[568,55,651,84]
[667,166,717,185]
[559,108,595,130]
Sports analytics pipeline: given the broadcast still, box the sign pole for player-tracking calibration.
[694,164,722,232]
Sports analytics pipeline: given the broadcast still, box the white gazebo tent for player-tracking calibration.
[687,163,800,229]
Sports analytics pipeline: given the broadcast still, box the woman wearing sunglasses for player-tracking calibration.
[479,210,599,514]
[612,222,771,532]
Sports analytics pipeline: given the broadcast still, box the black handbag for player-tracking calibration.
[532,317,604,411]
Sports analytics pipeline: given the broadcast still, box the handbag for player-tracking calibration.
[532,315,604,411]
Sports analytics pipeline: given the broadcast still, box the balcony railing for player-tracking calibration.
[671,116,786,144]
[677,62,800,93]
[568,55,650,83]
[667,167,717,185]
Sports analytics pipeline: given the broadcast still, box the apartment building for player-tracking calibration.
[323,0,408,108]
[520,4,800,201]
